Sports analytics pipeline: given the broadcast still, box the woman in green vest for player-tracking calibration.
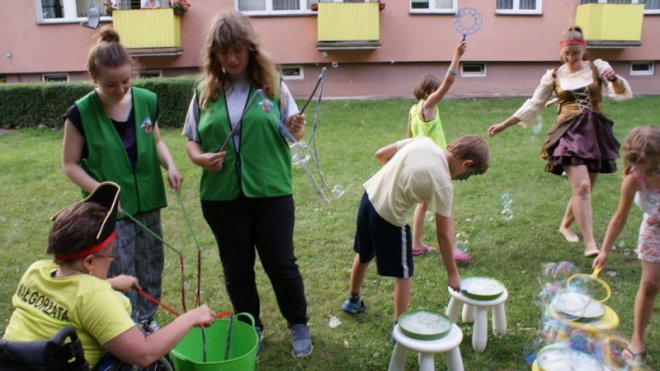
[182,11,312,357]
[61,26,182,334]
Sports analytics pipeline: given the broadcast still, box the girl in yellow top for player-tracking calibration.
[407,39,467,258]
[3,182,215,369]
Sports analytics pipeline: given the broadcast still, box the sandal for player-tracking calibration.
[454,248,472,262]
[622,347,646,363]
[413,244,435,256]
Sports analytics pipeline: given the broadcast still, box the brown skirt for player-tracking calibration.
[543,110,620,175]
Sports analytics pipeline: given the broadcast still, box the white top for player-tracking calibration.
[513,59,633,128]
[364,137,453,226]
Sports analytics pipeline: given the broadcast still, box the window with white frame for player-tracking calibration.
[580,0,660,13]
[410,0,456,13]
[630,61,654,76]
[496,0,542,15]
[281,66,304,80]
[237,0,311,13]
[37,0,143,22]
[42,73,69,82]
[461,63,486,77]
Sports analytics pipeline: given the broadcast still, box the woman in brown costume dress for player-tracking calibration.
[487,26,632,257]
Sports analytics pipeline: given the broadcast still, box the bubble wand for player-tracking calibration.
[257,68,344,202]
[452,7,483,40]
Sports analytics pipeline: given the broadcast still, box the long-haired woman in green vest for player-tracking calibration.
[182,10,312,357]
[61,26,182,334]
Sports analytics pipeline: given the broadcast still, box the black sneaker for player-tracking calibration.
[291,324,313,357]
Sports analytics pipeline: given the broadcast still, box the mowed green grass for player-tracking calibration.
[0,96,658,370]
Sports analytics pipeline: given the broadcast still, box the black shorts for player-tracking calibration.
[353,193,414,278]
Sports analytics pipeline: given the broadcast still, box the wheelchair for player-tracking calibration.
[0,327,174,371]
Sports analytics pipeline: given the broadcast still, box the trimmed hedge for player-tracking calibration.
[0,75,198,129]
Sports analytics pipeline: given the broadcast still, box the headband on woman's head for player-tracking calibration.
[560,38,586,47]
[51,181,120,261]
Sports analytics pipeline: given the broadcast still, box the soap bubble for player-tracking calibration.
[531,116,543,135]
[500,192,512,207]
[331,185,345,199]
[501,207,513,222]
[425,211,434,222]
[321,51,328,58]
[291,153,311,166]
[455,232,469,252]
[331,61,338,68]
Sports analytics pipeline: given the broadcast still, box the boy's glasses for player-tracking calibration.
[94,251,119,260]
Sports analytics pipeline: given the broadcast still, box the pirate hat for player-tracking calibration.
[51,181,120,261]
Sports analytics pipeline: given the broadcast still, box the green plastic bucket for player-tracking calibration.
[170,312,258,371]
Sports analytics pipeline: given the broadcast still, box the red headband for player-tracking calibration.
[55,231,117,261]
[560,38,586,47]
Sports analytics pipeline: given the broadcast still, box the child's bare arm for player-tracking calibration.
[435,213,460,291]
[374,143,399,165]
[593,174,640,269]
[422,39,466,118]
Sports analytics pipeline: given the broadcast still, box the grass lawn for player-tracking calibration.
[0,96,658,370]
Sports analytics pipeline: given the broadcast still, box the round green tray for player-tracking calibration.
[398,310,453,340]
[460,277,505,300]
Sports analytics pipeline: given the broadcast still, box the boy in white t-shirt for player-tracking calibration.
[341,135,489,326]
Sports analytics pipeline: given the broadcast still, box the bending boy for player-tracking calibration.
[341,136,489,323]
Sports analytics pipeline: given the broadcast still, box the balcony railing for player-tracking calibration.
[112,9,182,56]
[575,3,644,48]
[314,2,384,50]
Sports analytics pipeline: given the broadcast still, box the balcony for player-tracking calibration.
[112,9,182,56]
[575,3,644,48]
[313,2,384,50]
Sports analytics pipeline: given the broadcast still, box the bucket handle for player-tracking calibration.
[234,312,256,328]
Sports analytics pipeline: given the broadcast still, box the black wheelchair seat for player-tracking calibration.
[0,326,89,371]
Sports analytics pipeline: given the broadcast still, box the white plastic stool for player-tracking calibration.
[388,323,464,371]
[445,287,508,352]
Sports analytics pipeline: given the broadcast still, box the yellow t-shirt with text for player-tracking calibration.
[3,260,135,368]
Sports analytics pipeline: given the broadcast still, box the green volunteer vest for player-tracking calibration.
[197,85,292,201]
[76,87,167,216]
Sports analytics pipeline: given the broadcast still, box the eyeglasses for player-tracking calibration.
[94,251,119,261]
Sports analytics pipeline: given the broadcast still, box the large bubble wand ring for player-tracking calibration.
[453,7,483,40]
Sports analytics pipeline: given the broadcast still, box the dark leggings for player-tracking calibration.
[201,195,308,330]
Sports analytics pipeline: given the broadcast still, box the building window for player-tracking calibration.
[410,0,456,13]
[630,61,654,76]
[461,63,486,77]
[37,0,143,22]
[281,66,304,80]
[42,73,69,82]
[138,70,163,79]
[580,0,660,13]
[237,0,312,13]
[496,0,542,14]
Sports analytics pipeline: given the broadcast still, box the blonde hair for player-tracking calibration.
[198,11,279,109]
[86,26,134,79]
[622,125,660,176]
